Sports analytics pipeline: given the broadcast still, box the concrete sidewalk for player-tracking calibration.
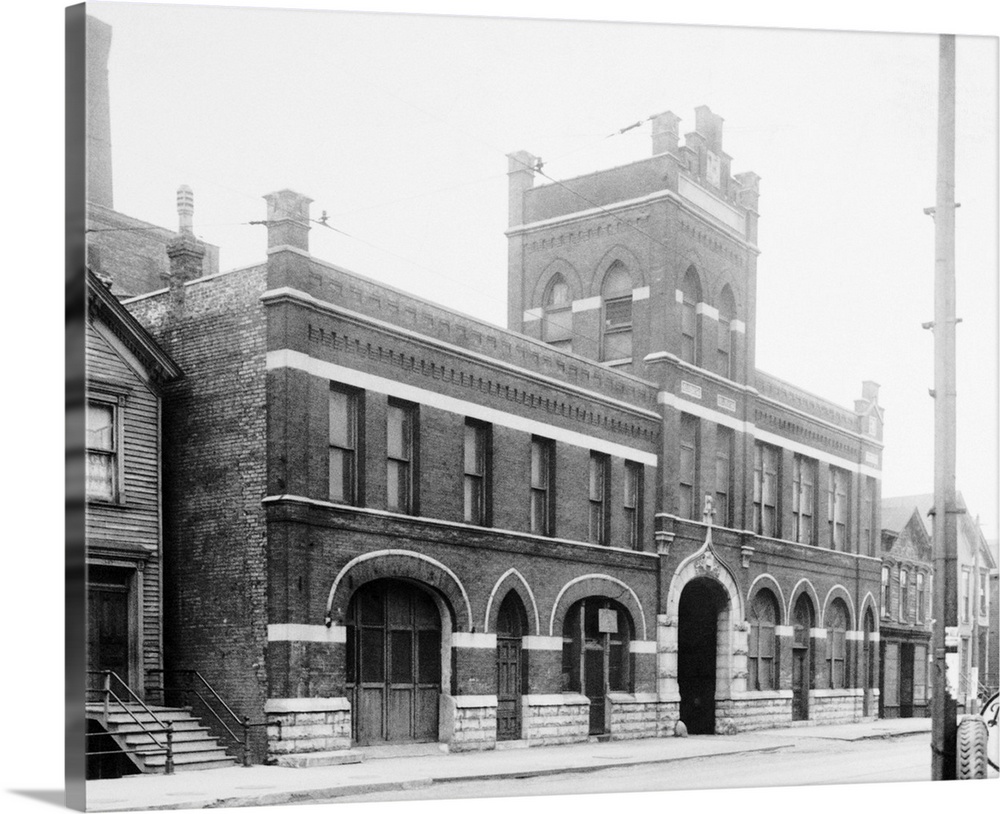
[86,717,932,811]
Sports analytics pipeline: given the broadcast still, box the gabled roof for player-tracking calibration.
[881,491,997,569]
[86,269,183,384]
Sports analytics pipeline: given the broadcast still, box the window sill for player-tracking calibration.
[87,498,127,509]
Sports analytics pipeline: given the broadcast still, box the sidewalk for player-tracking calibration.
[86,717,932,812]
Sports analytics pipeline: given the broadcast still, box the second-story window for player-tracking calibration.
[753,442,779,538]
[387,400,416,514]
[530,437,555,536]
[961,568,971,622]
[861,477,877,557]
[87,398,121,503]
[881,565,891,619]
[679,266,701,365]
[714,426,733,527]
[916,572,925,623]
[543,275,573,351]
[464,420,489,525]
[826,600,849,689]
[899,568,908,622]
[980,570,988,617]
[828,467,850,551]
[588,452,610,545]
[624,461,643,550]
[329,385,361,505]
[792,455,816,545]
[717,285,736,379]
[679,415,699,520]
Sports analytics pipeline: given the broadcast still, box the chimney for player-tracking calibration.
[165,186,206,304]
[263,189,313,252]
[694,105,724,154]
[862,381,880,403]
[650,111,680,155]
[507,151,538,228]
[86,15,114,208]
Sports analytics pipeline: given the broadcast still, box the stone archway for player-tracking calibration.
[677,577,729,734]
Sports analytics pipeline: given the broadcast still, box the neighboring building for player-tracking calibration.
[880,493,997,713]
[84,269,183,696]
[877,501,934,718]
[988,540,999,696]
[119,104,884,765]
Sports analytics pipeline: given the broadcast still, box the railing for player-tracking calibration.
[147,670,257,767]
[86,670,174,774]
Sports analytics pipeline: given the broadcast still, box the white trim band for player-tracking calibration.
[523,308,543,322]
[696,302,719,320]
[522,636,564,651]
[265,697,351,714]
[452,632,498,649]
[268,350,658,465]
[630,641,657,654]
[268,624,346,643]
[632,286,650,301]
[572,295,602,313]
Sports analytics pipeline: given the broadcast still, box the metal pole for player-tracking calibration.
[930,32,958,782]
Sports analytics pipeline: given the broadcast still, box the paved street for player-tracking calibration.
[330,732,932,803]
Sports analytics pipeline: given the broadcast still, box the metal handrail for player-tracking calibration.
[147,669,253,766]
[86,670,174,774]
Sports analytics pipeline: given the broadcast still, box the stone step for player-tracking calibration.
[120,727,212,745]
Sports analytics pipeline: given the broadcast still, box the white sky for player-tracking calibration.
[86,1,1000,542]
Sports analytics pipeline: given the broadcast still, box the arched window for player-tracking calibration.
[680,267,702,365]
[717,285,736,379]
[601,262,633,363]
[825,598,849,689]
[543,274,573,350]
[748,589,779,690]
[792,594,814,720]
[881,565,891,619]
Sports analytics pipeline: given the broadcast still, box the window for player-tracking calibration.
[748,590,778,691]
[828,467,850,551]
[792,455,816,545]
[714,426,733,527]
[387,400,416,514]
[961,569,971,623]
[717,286,736,379]
[899,569,908,622]
[979,571,987,617]
[464,421,489,525]
[624,461,643,550]
[679,415,699,520]
[916,572,925,623]
[87,399,120,502]
[753,442,779,538]
[588,453,610,544]
[861,477,877,557]
[601,263,633,363]
[679,267,701,365]
[881,566,891,619]
[543,275,573,351]
[329,386,361,504]
[530,437,555,536]
[825,600,849,689]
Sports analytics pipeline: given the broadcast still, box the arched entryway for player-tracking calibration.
[345,579,443,746]
[678,577,728,734]
[562,597,633,736]
[863,607,876,717]
[792,593,815,721]
[495,592,528,741]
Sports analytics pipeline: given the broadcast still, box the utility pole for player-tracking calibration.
[929,33,958,782]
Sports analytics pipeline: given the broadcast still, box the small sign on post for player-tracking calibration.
[598,608,618,634]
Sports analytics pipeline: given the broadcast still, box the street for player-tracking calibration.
[327,733,939,803]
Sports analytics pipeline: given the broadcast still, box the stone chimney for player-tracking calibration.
[862,381,881,403]
[507,151,538,228]
[263,189,313,252]
[694,105,724,154]
[86,15,114,208]
[650,111,680,156]
[165,186,206,306]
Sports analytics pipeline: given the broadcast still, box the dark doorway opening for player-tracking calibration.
[678,577,727,734]
[495,592,528,741]
[900,643,915,718]
[792,593,815,721]
[345,579,443,746]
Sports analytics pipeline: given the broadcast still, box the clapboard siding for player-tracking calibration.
[86,314,166,685]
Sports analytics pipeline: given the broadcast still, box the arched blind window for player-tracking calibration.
[680,267,701,365]
[717,285,736,379]
[543,274,573,349]
[825,599,849,689]
[748,590,778,690]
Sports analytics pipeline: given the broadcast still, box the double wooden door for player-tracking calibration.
[346,580,441,745]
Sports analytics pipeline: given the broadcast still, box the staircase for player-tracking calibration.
[86,703,238,774]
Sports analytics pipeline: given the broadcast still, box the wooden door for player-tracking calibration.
[899,643,915,718]
[347,580,441,745]
[87,567,131,692]
[792,647,808,721]
[495,593,526,741]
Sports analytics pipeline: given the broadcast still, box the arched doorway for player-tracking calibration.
[678,577,728,734]
[496,592,528,741]
[345,579,442,746]
[562,598,633,736]
[792,593,815,721]
[863,608,876,717]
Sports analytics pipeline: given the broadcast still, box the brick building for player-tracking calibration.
[111,104,885,764]
[877,501,934,718]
